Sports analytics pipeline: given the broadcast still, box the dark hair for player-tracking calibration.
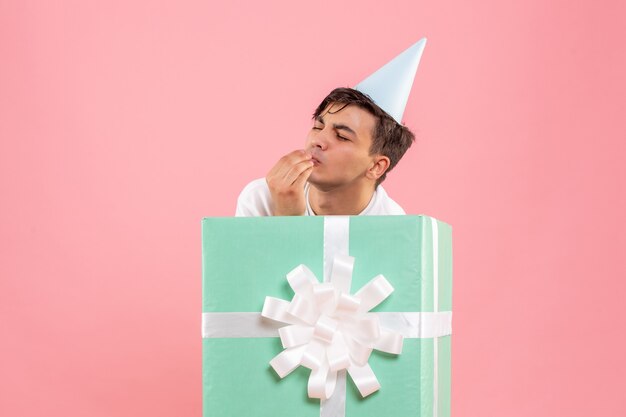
[312,87,415,184]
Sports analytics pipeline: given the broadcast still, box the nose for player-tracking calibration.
[309,128,329,151]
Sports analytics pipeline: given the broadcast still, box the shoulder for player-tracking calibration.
[235,178,273,217]
[369,185,406,215]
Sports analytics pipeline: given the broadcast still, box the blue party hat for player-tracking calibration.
[355,38,427,123]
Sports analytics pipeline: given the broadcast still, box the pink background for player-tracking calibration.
[2,1,625,415]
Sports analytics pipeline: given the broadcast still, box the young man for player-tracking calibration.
[236,88,415,216]
[235,39,426,217]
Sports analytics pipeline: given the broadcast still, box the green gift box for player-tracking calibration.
[202,215,452,417]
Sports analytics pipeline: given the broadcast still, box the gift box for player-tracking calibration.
[202,215,452,417]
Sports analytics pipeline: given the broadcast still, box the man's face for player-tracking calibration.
[305,103,378,190]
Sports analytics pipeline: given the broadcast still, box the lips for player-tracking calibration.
[309,151,322,166]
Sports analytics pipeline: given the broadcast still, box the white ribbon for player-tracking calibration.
[261,255,403,400]
[432,217,440,417]
[321,215,350,415]
[201,311,452,339]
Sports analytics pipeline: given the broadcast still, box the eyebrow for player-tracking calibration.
[315,116,357,138]
[333,124,356,137]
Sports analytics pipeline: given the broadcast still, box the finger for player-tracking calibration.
[284,159,314,186]
[275,151,311,181]
[283,150,312,173]
[268,150,311,179]
[293,165,314,188]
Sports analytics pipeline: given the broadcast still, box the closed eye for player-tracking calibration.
[312,121,324,131]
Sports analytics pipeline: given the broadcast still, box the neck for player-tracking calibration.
[308,181,377,215]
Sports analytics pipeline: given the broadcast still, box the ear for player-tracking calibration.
[366,155,390,181]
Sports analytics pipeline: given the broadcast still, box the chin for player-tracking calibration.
[308,171,330,185]
[307,175,344,191]
[306,174,322,186]
[307,168,320,184]
[307,173,325,186]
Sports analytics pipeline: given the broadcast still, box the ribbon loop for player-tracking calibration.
[327,335,351,372]
[279,325,314,348]
[373,330,404,354]
[287,264,319,293]
[287,293,320,324]
[308,364,337,400]
[262,296,304,325]
[348,363,381,398]
[270,345,307,378]
[355,275,394,312]
[343,334,373,366]
[353,314,381,341]
[301,339,326,370]
[336,293,360,314]
[313,316,339,343]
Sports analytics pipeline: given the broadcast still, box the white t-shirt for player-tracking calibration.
[235,178,405,216]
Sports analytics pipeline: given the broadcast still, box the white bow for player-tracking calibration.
[261,255,404,400]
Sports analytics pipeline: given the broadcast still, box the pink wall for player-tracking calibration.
[1,1,625,415]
